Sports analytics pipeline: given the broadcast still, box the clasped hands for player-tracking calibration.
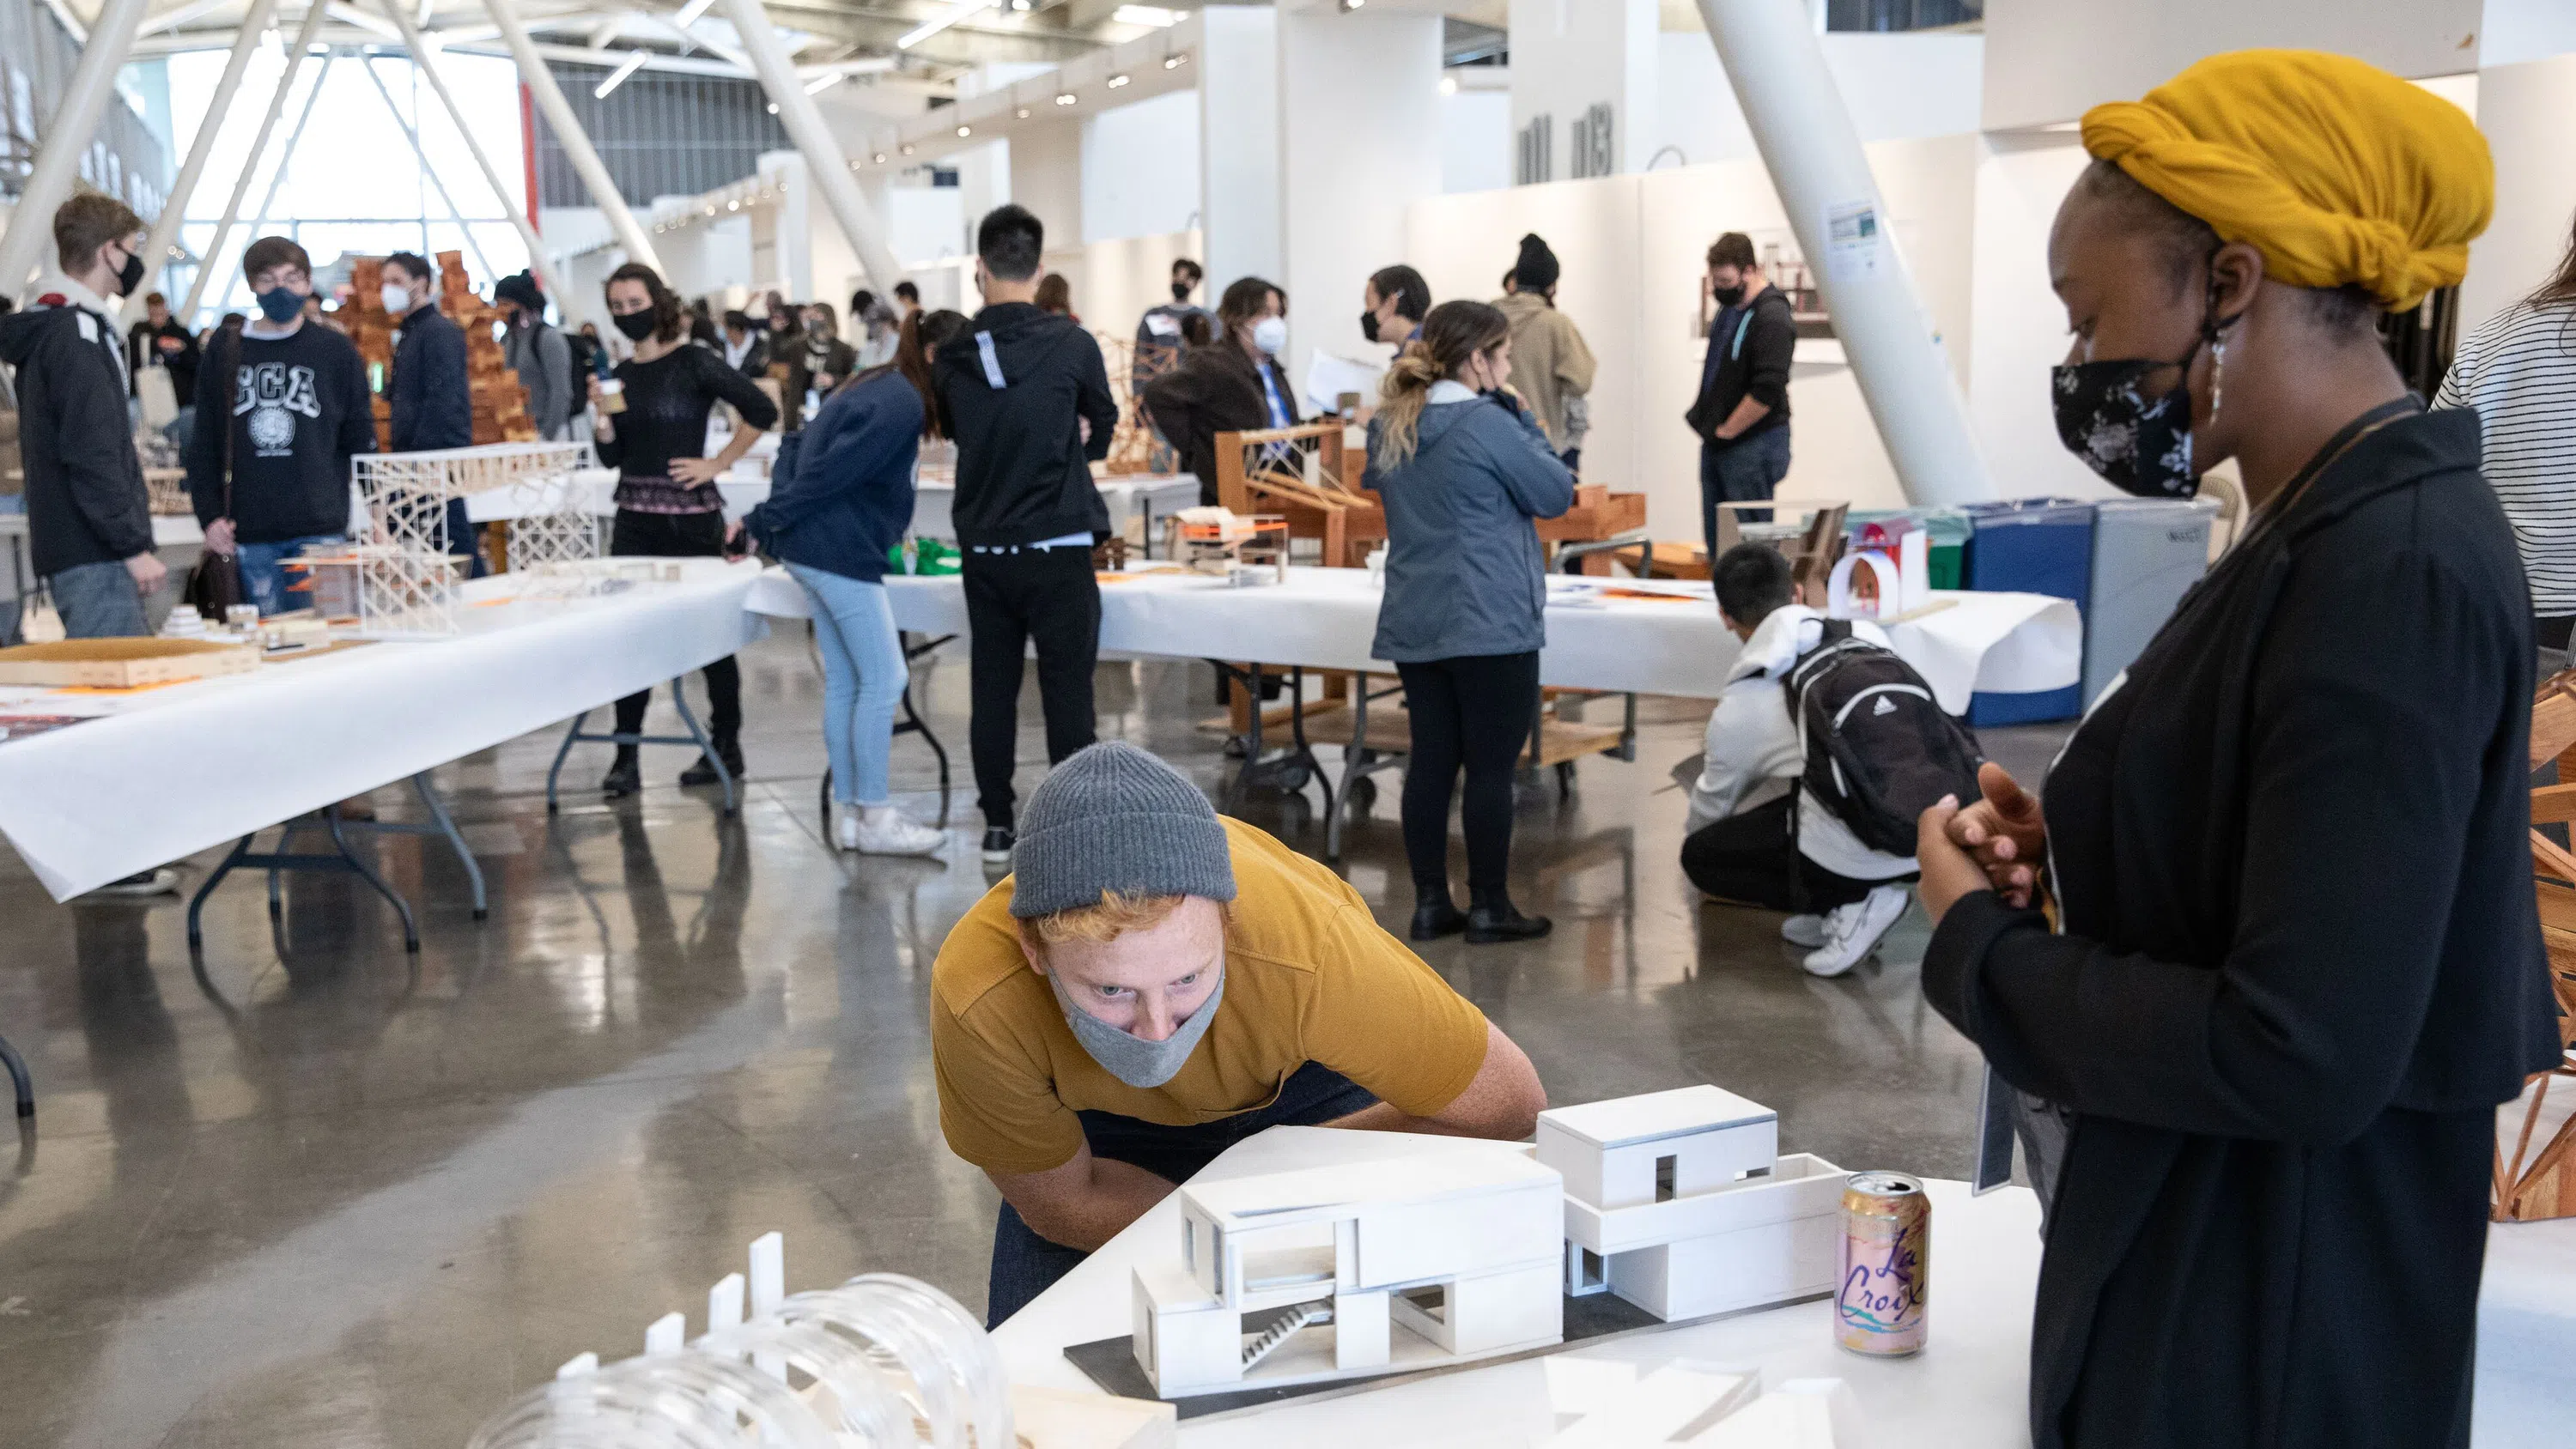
[1915,761,2047,929]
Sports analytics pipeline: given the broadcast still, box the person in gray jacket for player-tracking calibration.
[1366,299,1574,946]
[495,271,572,440]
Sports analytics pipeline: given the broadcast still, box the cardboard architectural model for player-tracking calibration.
[1131,1149,1564,1396]
[1540,1086,1850,1321]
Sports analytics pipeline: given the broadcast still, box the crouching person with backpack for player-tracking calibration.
[1682,544,1983,976]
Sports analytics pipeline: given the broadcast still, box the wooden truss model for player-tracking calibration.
[1213,421,1383,568]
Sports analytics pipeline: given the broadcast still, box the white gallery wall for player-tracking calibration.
[1199,3,1282,292]
[2459,54,2576,335]
[1443,87,1512,195]
[1082,88,1201,245]
[1653,32,1981,172]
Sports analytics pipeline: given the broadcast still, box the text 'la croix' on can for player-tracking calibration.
[1835,1171,1929,1356]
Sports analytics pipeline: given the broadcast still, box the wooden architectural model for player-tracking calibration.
[1130,1149,1564,1396]
[1540,1086,1850,1321]
[2505,670,2576,1221]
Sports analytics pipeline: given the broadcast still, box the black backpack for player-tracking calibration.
[1782,621,1985,857]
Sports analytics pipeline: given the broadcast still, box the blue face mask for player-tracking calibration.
[254,286,302,324]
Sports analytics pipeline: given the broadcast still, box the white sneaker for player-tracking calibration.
[854,808,946,857]
[832,802,864,852]
[1780,913,1830,949]
[1801,885,1911,978]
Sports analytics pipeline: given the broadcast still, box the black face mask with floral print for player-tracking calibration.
[2050,276,2242,500]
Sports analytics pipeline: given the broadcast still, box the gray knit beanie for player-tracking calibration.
[1008,742,1236,918]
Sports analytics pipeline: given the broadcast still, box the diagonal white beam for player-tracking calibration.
[357,56,499,281]
[716,0,904,290]
[177,1,331,319]
[0,0,158,299]
[126,0,281,321]
[211,47,341,313]
[483,0,664,273]
[379,0,574,309]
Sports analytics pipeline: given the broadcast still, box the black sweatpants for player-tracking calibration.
[963,545,1101,828]
[1680,794,1880,912]
[1394,652,1539,904]
[610,509,740,744]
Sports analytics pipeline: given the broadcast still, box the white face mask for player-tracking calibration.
[1251,315,1288,356]
[381,282,413,317]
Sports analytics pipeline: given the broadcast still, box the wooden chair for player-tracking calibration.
[2500,670,2576,1222]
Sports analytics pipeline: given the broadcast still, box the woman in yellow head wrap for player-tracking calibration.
[1911,50,2558,1449]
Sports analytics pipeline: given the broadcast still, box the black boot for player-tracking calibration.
[1410,891,1468,941]
[600,747,641,797]
[679,737,743,787]
[1465,893,1551,944]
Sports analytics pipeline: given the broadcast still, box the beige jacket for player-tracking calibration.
[1493,291,1596,452]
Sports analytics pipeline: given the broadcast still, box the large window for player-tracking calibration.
[167,46,532,325]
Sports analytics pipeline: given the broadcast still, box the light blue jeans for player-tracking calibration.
[237,533,345,616]
[787,562,908,806]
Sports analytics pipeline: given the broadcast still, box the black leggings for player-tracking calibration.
[1395,652,1538,904]
[609,509,740,744]
[1680,794,1882,912]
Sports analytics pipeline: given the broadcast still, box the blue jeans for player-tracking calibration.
[983,1061,1379,1328]
[237,534,345,615]
[787,562,908,805]
[1699,426,1793,554]
[49,558,149,638]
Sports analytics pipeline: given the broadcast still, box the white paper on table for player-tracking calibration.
[1303,350,1387,415]
[1541,1356,1638,1417]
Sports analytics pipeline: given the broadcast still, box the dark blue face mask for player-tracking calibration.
[254,287,302,324]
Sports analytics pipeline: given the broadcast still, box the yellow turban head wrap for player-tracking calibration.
[2080,49,2492,313]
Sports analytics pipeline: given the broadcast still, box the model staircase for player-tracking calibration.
[1240,1300,1333,1369]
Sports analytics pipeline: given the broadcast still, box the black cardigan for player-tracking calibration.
[1923,406,2560,1448]
[1140,341,1300,506]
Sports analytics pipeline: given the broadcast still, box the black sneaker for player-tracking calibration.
[679,739,744,787]
[600,754,641,797]
[1409,900,1468,941]
[980,826,1016,865]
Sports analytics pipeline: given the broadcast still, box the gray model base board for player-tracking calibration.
[1064,1288,1832,1421]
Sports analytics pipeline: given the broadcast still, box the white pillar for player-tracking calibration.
[1197,3,1279,293]
[0,0,156,298]
[1507,0,1656,180]
[483,0,664,274]
[178,0,330,320]
[1694,0,1995,506]
[357,56,499,281]
[206,48,337,314]
[125,0,279,321]
[714,0,905,291]
[1277,6,1441,391]
[379,0,572,308]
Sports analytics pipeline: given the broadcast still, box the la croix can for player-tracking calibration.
[1835,1172,1929,1356]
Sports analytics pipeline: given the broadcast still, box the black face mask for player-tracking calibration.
[1359,309,1381,344]
[612,309,659,343]
[1171,280,1194,303]
[111,245,145,299]
[2050,278,2240,500]
[1713,284,1746,308]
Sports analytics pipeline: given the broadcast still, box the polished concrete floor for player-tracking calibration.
[0,631,2063,1448]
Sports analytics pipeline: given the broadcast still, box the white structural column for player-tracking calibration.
[483,0,664,274]
[1695,0,1994,506]
[379,0,572,308]
[206,48,339,313]
[179,0,331,319]
[1196,3,1279,292]
[125,0,280,321]
[357,58,499,280]
[714,0,904,290]
[0,0,156,297]
[1276,6,1441,391]
[1507,0,1657,179]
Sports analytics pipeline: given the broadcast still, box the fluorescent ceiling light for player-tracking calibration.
[593,52,647,98]
[1112,4,1177,25]
[897,0,997,50]
[804,71,842,94]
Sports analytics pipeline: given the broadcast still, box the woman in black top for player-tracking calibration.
[1912,52,2557,1448]
[588,261,780,797]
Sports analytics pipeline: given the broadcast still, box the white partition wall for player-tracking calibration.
[1508,0,1658,179]
[1200,4,1281,299]
[1964,133,2111,501]
[1277,5,1443,391]
[2461,54,2576,334]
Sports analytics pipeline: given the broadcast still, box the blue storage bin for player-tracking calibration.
[1962,498,2096,724]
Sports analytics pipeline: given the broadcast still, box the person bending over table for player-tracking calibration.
[1367,300,1573,945]
[732,307,969,857]
[588,261,780,798]
[1911,50,2559,1449]
[932,741,1547,1326]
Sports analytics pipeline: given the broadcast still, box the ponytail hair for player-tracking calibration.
[1371,299,1510,469]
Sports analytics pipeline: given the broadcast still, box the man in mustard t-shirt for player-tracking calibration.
[933,741,1548,1325]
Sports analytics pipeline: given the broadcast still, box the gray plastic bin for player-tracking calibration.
[2084,497,2219,706]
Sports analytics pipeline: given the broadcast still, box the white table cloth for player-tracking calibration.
[0,559,769,900]
[910,475,1201,546]
[746,567,2080,708]
[466,468,771,525]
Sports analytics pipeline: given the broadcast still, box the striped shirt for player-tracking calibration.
[2434,299,2576,615]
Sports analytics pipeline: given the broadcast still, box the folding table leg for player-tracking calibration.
[1330,684,1369,861]
[667,682,735,816]
[410,771,488,919]
[324,806,420,953]
[188,833,258,948]
[544,710,587,815]
[0,1030,33,1118]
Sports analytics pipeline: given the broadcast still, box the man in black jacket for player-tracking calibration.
[128,290,203,448]
[1686,232,1795,546]
[933,203,1119,863]
[0,192,163,640]
[383,252,479,569]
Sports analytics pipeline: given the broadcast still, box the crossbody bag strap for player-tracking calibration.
[221,330,240,520]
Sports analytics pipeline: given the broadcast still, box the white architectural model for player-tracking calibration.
[1131,1150,1564,1396]
[1540,1086,1850,1321]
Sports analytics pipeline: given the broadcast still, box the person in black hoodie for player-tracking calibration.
[187,236,375,616]
[0,192,161,639]
[1140,275,1297,505]
[381,251,477,569]
[1911,52,2557,1449]
[1686,232,1794,543]
[932,203,1119,863]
